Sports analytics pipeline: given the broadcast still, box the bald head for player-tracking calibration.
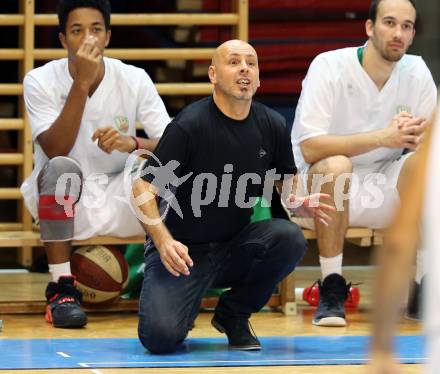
[211,39,258,67]
[208,39,260,108]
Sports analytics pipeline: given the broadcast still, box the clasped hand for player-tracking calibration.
[384,112,427,150]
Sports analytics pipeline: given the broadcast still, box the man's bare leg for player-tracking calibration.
[308,155,351,263]
[307,155,352,326]
[38,156,86,328]
[397,154,424,320]
[46,241,72,281]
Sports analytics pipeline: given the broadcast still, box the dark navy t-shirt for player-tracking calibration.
[141,96,296,245]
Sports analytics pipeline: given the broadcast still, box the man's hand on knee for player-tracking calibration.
[287,193,335,226]
[157,239,193,277]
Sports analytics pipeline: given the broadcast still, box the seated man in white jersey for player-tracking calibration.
[291,0,437,327]
[370,111,438,373]
[20,0,170,328]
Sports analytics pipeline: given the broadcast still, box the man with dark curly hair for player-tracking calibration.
[21,0,170,328]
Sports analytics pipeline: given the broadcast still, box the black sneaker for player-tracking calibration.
[211,312,261,350]
[406,278,424,321]
[45,276,87,328]
[312,273,350,327]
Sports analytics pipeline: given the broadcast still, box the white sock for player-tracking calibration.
[319,253,343,280]
[48,262,72,282]
[415,249,426,284]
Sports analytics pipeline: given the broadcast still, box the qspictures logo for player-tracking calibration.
[54,149,391,226]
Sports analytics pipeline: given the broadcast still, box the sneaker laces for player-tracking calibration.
[231,317,258,341]
[46,277,83,303]
[246,320,258,341]
[319,278,351,309]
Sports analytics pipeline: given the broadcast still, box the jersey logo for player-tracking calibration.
[113,116,129,133]
[346,83,356,96]
[259,148,267,158]
[396,105,411,114]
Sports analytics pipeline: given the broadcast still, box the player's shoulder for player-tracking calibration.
[173,97,211,127]
[311,47,357,71]
[104,57,150,82]
[251,101,285,126]
[24,58,67,84]
[398,54,431,75]
[169,97,225,139]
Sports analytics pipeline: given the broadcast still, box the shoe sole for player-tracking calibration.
[230,345,262,351]
[53,320,87,328]
[211,318,262,351]
[53,315,87,328]
[404,313,421,322]
[46,307,87,328]
[312,316,347,327]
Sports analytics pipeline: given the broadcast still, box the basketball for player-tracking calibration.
[71,245,129,305]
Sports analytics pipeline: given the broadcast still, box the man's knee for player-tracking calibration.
[273,220,308,261]
[37,157,83,241]
[38,156,83,194]
[308,156,353,199]
[138,317,185,354]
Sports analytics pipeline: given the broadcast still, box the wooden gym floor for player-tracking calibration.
[0,267,423,373]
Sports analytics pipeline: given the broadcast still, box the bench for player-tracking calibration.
[0,230,297,315]
[0,225,375,316]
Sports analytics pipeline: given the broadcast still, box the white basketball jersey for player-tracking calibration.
[292,47,437,171]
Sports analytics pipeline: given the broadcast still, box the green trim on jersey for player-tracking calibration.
[357,47,364,66]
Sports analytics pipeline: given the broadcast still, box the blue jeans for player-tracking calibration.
[138,218,307,353]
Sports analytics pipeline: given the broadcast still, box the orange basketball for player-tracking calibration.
[71,245,129,305]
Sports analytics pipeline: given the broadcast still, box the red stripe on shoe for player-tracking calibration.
[49,293,59,303]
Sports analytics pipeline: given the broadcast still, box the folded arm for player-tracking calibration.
[301,113,426,165]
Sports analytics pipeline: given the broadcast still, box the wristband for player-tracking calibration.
[130,136,140,151]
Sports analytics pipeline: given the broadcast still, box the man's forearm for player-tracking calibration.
[371,232,418,352]
[132,178,172,248]
[137,137,160,152]
[274,177,295,206]
[300,130,387,165]
[371,126,432,353]
[38,80,89,158]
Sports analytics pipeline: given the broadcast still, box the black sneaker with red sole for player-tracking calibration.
[45,276,87,328]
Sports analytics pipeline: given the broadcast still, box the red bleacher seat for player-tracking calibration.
[199,0,369,96]
[203,0,370,13]
[200,20,366,42]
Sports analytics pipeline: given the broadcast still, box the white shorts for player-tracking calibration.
[22,166,145,240]
[73,171,145,240]
[292,153,412,229]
